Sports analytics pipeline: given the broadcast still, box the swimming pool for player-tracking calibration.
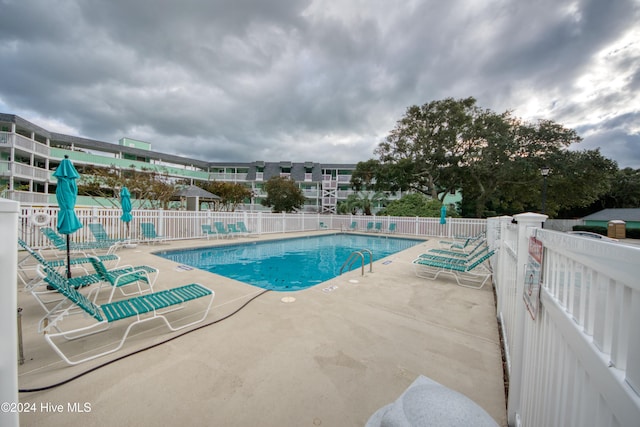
[155,233,424,291]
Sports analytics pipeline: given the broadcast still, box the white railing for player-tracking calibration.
[15,163,47,180]
[5,191,50,206]
[489,213,640,427]
[17,208,487,248]
[2,132,50,156]
[208,172,248,181]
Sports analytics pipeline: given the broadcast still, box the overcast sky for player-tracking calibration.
[1,0,638,168]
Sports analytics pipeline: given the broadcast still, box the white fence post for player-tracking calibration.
[257,211,262,235]
[507,212,547,426]
[158,209,165,236]
[0,198,19,427]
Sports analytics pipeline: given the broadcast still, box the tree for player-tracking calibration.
[337,194,360,215]
[557,166,639,217]
[370,97,617,218]
[77,164,181,209]
[202,181,253,211]
[350,159,381,192]
[539,149,618,217]
[377,193,452,217]
[596,167,640,209]
[455,113,581,217]
[374,97,477,199]
[261,176,306,213]
[338,191,387,215]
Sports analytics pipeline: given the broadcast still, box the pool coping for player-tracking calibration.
[151,232,428,292]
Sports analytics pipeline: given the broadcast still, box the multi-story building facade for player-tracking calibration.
[0,113,384,213]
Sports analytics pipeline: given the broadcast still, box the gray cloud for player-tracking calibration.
[0,0,638,167]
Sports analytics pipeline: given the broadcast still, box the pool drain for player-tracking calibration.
[281,296,296,303]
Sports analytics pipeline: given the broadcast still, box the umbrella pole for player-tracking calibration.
[66,234,72,278]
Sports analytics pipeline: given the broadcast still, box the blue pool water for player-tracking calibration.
[155,233,424,291]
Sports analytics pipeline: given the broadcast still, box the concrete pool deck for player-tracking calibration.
[17,231,507,426]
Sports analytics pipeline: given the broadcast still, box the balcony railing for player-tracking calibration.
[5,190,50,205]
[0,161,51,181]
[0,132,51,156]
[208,172,248,182]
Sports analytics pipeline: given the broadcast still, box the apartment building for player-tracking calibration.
[0,113,371,213]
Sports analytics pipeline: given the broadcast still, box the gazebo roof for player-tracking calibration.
[173,185,220,199]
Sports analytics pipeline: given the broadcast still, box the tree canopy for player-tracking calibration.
[77,165,178,209]
[361,97,620,218]
[201,181,252,211]
[261,176,306,213]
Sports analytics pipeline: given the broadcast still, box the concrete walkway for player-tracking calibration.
[17,232,507,426]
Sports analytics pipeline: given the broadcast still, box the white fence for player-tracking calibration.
[17,207,487,248]
[489,213,640,427]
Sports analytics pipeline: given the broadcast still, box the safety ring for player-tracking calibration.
[30,211,51,227]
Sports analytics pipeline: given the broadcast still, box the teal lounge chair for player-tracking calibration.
[22,238,156,312]
[40,227,117,254]
[237,221,255,236]
[17,238,120,289]
[388,223,397,233]
[36,263,214,365]
[88,223,127,245]
[438,233,484,251]
[214,222,231,239]
[348,221,357,232]
[413,250,496,289]
[431,238,486,257]
[374,222,382,232]
[366,222,374,232]
[140,222,168,244]
[418,246,489,265]
[202,224,218,240]
[319,222,329,229]
[227,223,242,237]
[86,256,158,303]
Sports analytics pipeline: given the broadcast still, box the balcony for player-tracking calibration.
[3,190,50,205]
[0,161,51,181]
[209,172,248,182]
[0,132,50,156]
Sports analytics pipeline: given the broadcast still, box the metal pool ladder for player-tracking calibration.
[340,249,373,276]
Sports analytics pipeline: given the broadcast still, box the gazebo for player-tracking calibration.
[173,185,220,211]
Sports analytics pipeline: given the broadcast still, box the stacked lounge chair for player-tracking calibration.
[413,245,496,289]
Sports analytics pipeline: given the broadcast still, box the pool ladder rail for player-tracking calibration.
[340,249,373,276]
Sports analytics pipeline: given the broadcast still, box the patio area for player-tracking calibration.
[16,231,507,426]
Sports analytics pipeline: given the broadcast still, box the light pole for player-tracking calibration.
[541,167,550,214]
